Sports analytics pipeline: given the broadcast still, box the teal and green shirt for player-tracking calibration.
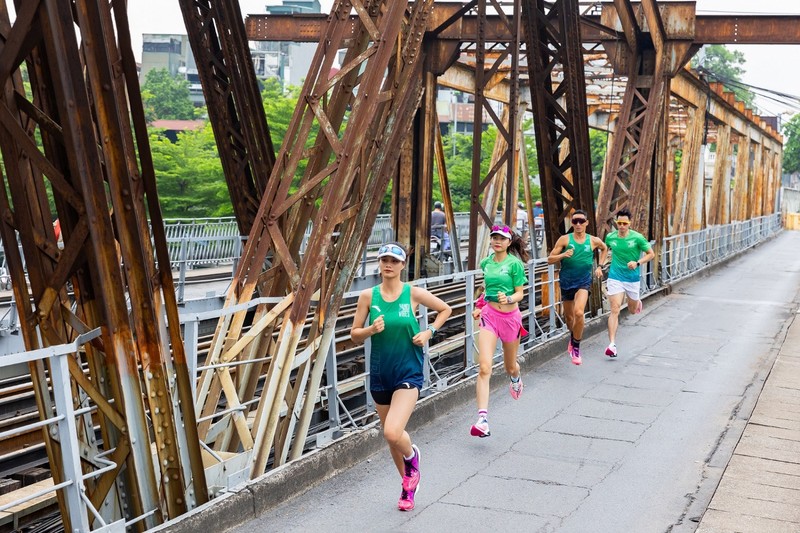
[605,229,651,283]
[368,284,423,391]
[559,233,594,290]
[480,253,527,302]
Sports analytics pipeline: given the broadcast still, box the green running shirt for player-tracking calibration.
[368,284,423,391]
[605,229,651,283]
[559,233,594,290]
[480,253,527,302]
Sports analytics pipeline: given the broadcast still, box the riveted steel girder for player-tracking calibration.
[0,0,207,528]
[596,0,673,238]
[523,0,596,247]
[467,0,522,269]
[246,8,800,45]
[179,0,276,236]
[192,0,437,480]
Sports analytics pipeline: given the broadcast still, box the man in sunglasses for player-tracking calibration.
[601,208,655,357]
[548,209,607,365]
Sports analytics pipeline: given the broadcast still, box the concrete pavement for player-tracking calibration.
[161,231,800,533]
[697,296,800,532]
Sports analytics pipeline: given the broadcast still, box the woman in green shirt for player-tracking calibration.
[351,242,451,511]
[470,225,529,438]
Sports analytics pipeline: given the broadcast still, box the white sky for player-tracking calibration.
[124,0,800,120]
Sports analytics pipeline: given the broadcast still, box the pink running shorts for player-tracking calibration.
[479,304,528,343]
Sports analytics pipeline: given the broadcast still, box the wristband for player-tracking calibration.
[427,324,437,335]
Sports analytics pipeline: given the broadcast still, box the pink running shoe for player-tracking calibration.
[567,338,574,356]
[571,346,582,365]
[402,444,420,492]
[398,486,417,511]
[634,300,643,314]
[470,417,491,438]
[605,343,618,358]
[509,377,524,400]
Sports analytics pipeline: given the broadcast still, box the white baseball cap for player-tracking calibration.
[490,224,512,239]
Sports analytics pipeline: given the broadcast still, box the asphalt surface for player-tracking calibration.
[231,231,800,533]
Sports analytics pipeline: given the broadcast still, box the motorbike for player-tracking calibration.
[430,231,452,262]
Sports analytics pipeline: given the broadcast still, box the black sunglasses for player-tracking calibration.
[571,218,587,225]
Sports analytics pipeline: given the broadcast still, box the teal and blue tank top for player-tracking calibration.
[368,284,424,391]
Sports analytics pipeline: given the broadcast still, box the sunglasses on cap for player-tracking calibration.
[571,218,587,225]
[491,225,511,233]
[377,244,406,260]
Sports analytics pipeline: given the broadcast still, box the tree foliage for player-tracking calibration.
[692,45,755,109]
[783,113,800,175]
[433,125,542,213]
[150,124,232,219]
[141,68,195,121]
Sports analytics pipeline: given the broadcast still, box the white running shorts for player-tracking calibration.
[606,278,640,300]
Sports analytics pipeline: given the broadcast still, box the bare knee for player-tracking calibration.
[478,358,492,379]
[572,309,585,325]
[383,425,404,447]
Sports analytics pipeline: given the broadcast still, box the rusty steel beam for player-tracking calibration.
[0,0,208,528]
[192,0,431,480]
[694,15,800,45]
[595,0,673,238]
[246,8,800,45]
[467,0,522,269]
[523,0,596,248]
[180,0,276,236]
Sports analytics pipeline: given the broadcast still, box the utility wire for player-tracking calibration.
[695,67,800,119]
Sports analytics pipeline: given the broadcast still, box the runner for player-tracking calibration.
[602,208,655,357]
[351,242,451,511]
[547,210,607,365]
[470,224,529,438]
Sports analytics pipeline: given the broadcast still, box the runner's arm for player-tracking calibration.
[547,235,569,264]
[350,289,377,343]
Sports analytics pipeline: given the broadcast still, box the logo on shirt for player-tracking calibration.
[399,303,411,317]
[584,244,591,252]
[627,241,635,248]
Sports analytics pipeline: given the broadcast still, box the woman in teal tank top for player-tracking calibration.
[547,209,607,365]
[351,242,451,512]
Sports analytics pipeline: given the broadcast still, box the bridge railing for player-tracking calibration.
[660,214,781,284]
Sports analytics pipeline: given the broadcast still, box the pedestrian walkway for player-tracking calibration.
[224,231,800,533]
[697,303,800,532]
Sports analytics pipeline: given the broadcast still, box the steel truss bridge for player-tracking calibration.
[0,1,795,530]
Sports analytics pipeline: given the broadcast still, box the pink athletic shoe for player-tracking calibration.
[470,417,491,438]
[605,343,618,358]
[571,346,582,365]
[398,485,418,511]
[509,377,524,400]
[402,444,420,492]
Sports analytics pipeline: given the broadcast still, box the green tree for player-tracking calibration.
[588,129,610,198]
[141,68,195,121]
[434,126,542,212]
[261,78,318,185]
[150,123,232,218]
[783,113,800,174]
[692,45,755,109]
